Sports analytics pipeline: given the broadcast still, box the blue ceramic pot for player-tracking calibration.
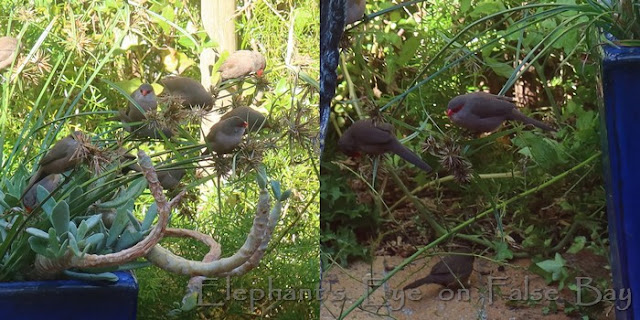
[0,271,138,320]
[600,42,640,319]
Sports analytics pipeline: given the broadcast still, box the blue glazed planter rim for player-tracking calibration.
[0,270,137,290]
[603,33,640,62]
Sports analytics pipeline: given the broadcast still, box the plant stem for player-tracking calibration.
[389,172,522,212]
[388,169,446,236]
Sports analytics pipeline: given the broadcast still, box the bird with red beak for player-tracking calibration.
[446,92,555,133]
[205,116,249,154]
[218,50,266,80]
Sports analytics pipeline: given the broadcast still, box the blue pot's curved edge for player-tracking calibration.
[0,270,138,292]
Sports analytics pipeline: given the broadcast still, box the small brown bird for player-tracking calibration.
[345,0,366,25]
[0,36,19,71]
[220,106,269,132]
[131,123,174,139]
[157,168,186,190]
[403,249,475,290]
[126,83,158,122]
[23,173,62,212]
[117,151,142,174]
[447,92,555,132]
[160,76,213,109]
[338,119,432,172]
[23,131,85,198]
[205,116,248,154]
[218,50,266,80]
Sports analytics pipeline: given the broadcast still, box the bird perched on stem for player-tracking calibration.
[117,84,174,139]
[338,119,432,172]
[0,36,18,71]
[160,76,213,110]
[205,116,248,154]
[446,92,555,132]
[23,173,62,213]
[22,131,86,199]
[403,248,474,290]
[220,106,269,133]
[157,168,186,190]
[218,50,266,80]
[125,83,158,122]
[345,0,366,25]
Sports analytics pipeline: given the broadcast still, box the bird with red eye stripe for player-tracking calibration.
[446,92,555,133]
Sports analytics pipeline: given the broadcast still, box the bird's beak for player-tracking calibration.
[141,89,150,96]
[242,121,249,128]
[446,109,454,117]
[256,69,264,77]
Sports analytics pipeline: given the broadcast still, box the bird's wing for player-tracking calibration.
[349,121,395,146]
[468,93,515,118]
[39,139,72,166]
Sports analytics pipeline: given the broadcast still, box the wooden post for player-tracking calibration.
[200,0,237,133]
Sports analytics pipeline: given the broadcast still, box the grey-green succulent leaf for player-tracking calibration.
[50,200,70,237]
[26,227,49,240]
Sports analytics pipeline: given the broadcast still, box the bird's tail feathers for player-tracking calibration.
[403,275,435,290]
[390,142,432,173]
[511,110,555,131]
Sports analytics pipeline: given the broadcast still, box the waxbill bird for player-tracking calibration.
[23,173,62,212]
[446,92,555,132]
[118,151,142,174]
[160,76,213,109]
[157,168,186,190]
[345,0,366,25]
[23,131,86,197]
[220,106,269,132]
[126,83,158,122]
[403,249,474,290]
[205,116,248,154]
[131,123,174,139]
[218,50,266,80]
[338,119,432,172]
[0,36,18,71]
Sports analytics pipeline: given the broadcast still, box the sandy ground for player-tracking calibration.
[320,255,616,320]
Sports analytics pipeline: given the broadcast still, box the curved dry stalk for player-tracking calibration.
[162,228,223,303]
[145,186,271,277]
[217,200,281,277]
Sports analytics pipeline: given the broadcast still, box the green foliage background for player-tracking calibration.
[1,0,318,319]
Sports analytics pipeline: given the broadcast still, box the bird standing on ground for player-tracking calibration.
[446,92,555,132]
[22,131,86,198]
[160,76,213,109]
[220,106,269,132]
[0,36,18,71]
[404,249,475,290]
[205,116,248,154]
[218,50,266,80]
[338,119,432,172]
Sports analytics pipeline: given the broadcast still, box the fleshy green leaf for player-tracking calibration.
[50,200,70,237]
